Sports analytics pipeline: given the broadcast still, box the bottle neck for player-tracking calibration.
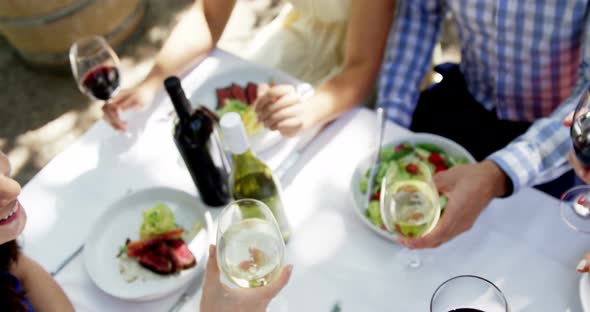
[227,135,250,155]
[171,95,192,121]
[231,148,254,159]
[164,77,192,121]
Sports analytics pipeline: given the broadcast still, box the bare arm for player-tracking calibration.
[255,0,395,136]
[142,0,237,89]
[14,252,74,312]
[104,0,236,130]
[306,0,395,126]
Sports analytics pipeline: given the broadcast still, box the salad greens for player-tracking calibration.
[217,99,262,136]
[140,203,177,240]
[361,142,469,230]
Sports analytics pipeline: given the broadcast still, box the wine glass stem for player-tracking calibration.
[408,249,421,269]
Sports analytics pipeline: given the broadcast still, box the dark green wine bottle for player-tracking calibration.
[164,76,230,207]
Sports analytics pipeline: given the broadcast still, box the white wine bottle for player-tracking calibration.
[220,112,291,241]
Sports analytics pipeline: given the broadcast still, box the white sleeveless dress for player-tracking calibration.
[246,0,351,86]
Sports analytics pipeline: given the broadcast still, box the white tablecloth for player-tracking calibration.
[20,50,589,311]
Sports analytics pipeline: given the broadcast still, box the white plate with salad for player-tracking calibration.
[84,187,211,301]
[350,133,476,242]
[189,65,313,154]
[581,273,590,312]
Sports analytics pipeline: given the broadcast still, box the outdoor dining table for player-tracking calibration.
[19,49,589,311]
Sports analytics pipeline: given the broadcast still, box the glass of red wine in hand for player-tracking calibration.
[563,90,590,233]
[69,36,121,103]
[69,36,143,145]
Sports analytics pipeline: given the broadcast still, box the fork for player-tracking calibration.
[365,107,387,207]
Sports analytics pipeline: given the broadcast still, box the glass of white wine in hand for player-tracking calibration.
[380,162,441,269]
[217,199,286,288]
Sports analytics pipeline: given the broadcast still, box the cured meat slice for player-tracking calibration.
[167,239,196,271]
[216,87,233,107]
[245,82,258,105]
[138,249,174,274]
[230,83,248,103]
[126,229,184,257]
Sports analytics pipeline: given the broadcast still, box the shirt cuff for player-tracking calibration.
[486,142,540,196]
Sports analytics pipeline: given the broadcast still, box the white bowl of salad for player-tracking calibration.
[350,133,476,242]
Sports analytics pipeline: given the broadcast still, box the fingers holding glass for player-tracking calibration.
[216,199,286,288]
[380,162,441,268]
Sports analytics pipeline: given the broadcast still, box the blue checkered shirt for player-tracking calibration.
[378,0,590,193]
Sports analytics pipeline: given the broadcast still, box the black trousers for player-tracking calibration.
[409,63,576,198]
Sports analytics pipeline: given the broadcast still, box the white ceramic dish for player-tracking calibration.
[84,187,211,301]
[350,133,476,242]
[581,273,590,312]
[188,65,312,154]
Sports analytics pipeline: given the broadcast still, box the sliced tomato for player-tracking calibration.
[406,163,419,175]
[371,190,381,201]
[434,165,448,173]
[395,143,410,152]
[428,153,445,166]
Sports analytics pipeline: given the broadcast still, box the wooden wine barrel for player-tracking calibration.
[0,0,145,66]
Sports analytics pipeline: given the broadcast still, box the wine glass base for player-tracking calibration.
[408,258,421,269]
[400,248,422,269]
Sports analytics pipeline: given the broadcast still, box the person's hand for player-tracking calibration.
[254,84,314,137]
[200,245,293,312]
[563,112,574,127]
[0,150,10,177]
[577,253,590,273]
[398,160,508,249]
[563,112,590,183]
[102,80,159,131]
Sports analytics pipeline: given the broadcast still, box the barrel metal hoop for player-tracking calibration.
[0,0,97,26]
[16,1,145,64]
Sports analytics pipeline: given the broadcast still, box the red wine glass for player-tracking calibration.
[571,90,590,168]
[563,90,590,233]
[430,275,509,312]
[69,36,121,104]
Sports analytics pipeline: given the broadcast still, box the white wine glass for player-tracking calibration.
[380,162,441,269]
[430,275,509,312]
[216,199,286,288]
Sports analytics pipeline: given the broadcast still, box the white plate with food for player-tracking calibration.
[350,133,476,242]
[189,65,313,154]
[84,187,211,301]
